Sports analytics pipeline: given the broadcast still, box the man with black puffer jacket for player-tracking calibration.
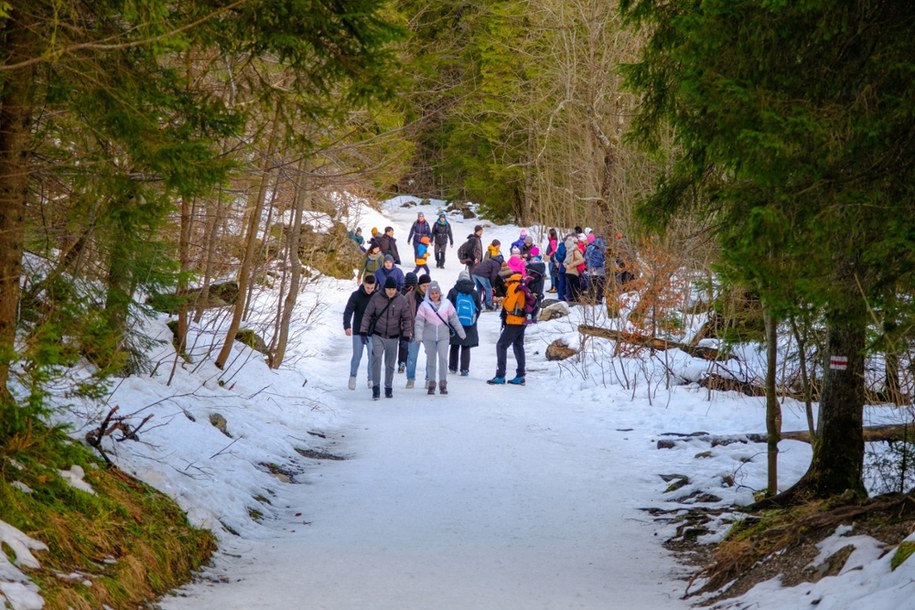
[360,276,413,400]
[343,275,377,390]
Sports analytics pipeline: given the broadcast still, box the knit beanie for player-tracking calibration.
[384,276,397,289]
[418,273,432,286]
[404,272,418,287]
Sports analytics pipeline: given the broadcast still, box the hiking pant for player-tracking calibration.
[566,273,583,302]
[495,324,526,378]
[557,269,567,302]
[371,335,399,390]
[398,337,409,365]
[350,334,373,383]
[589,274,606,304]
[549,261,559,292]
[473,275,493,308]
[413,264,431,276]
[434,242,447,267]
[423,338,450,383]
[406,340,421,382]
[449,344,471,372]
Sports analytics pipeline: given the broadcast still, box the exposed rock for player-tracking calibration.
[209,413,230,437]
[538,301,569,322]
[545,338,577,361]
[235,328,268,354]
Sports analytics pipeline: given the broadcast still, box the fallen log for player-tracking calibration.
[578,324,727,361]
[656,423,915,449]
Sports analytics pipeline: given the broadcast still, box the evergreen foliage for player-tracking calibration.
[620,0,915,500]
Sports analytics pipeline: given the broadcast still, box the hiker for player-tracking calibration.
[507,246,526,275]
[431,211,454,269]
[412,235,432,276]
[585,233,607,304]
[360,276,412,400]
[447,271,481,377]
[544,228,559,293]
[457,225,484,273]
[361,243,383,281]
[407,212,432,260]
[376,226,401,265]
[510,228,528,253]
[374,254,405,292]
[487,272,531,386]
[563,234,586,303]
[403,274,431,388]
[413,280,465,395]
[524,249,547,322]
[398,272,418,374]
[483,239,502,261]
[343,274,377,390]
[471,254,503,311]
[348,227,365,251]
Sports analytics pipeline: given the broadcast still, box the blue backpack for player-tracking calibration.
[455,291,477,326]
[586,238,606,269]
[554,242,566,264]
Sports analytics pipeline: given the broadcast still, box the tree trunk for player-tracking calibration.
[0,16,37,414]
[790,314,817,440]
[270,160,308,368]
[215,105,282,369]
[764,309,781,496]
[782,265,867,502]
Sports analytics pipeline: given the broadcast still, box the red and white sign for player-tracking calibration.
[829,355,848,371]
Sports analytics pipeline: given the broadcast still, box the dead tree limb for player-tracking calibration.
[656,423,915,449]
[578,324,727,361]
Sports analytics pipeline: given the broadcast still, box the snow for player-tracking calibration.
[3,196,914,609]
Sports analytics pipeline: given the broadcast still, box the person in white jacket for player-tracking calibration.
[413,281,466,395]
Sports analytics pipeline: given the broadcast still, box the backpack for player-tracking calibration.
[457,239,473,263]
[554,242,566,264]
[586,239,606,269]
[455,291,476,326]
[502,281,527,324]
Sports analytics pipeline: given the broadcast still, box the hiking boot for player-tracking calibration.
[406,379,415,389]
[487,376,505,385]
[348,376,356,390]
[398,362,406,374]
[427,380,436,395]
[439,380,448,395]
[385,387,393,399]
[448,368,457,374]
[508,376,525,386]
[372,385,380,400]
[460,369,469,377]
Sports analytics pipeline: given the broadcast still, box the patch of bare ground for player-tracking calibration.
[647,493,915,606]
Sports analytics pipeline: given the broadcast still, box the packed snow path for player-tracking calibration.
[161,313,687,609]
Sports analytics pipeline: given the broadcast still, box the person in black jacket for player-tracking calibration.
[407,212,432,260]
[470,254,503,311]
[343,275,377,390]
[431,212,454,269]
[447,271,482,376]
[360,276,413,400]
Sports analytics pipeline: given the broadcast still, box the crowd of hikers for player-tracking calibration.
[345,214,637,400]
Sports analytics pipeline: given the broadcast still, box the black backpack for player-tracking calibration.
[457,239,473,264]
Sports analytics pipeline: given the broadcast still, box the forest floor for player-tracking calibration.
[658,493,915,606]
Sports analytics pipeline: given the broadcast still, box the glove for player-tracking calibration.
[360,334,369,345]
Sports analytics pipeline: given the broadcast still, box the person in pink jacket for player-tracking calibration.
[413,281,466,395]
[506,246,527,275]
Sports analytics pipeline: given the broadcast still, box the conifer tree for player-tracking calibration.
[621,0,915,501]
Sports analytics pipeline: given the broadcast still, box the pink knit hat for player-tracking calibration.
[587,234,596,243]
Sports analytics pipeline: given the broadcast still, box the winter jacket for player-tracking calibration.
[407,219,432,246]
[564,240,585,276]
[414,292,466,344]
[376,233,401,265]
[360,290,412,339]
[458,234,483,267]
[374,264,405,292]
[483,243,502,260]
[343,284,374,332]
[432,219,453,246]
[471,256,503,284]
[362,252,383,277]
[447,279,481,348]
[500,273,527,326]
[507,254,526,275]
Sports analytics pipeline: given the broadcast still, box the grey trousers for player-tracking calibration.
[422,338,450,383]
[371,336,399,389]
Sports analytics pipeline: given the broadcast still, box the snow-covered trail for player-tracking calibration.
[161,304,688,610]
